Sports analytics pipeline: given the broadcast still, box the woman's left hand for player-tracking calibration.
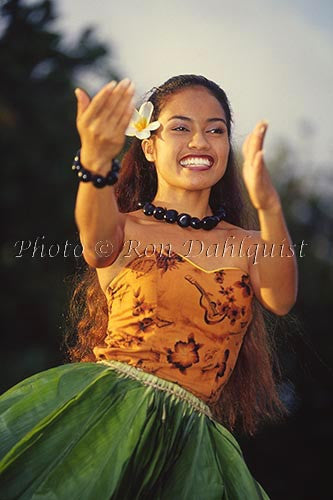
[242,121,281,212]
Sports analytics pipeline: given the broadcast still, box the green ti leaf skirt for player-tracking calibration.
[0,360,270,499]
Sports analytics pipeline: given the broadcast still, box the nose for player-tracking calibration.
[188,130,210,149]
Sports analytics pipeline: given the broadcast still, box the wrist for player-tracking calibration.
[72,150,120,188]
[80,150,113,175]
[256,193,282,216]
[257,203,282,216]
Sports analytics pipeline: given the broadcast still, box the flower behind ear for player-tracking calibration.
[125,101,160,139]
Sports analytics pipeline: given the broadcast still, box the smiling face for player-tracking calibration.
[142,86,230,191]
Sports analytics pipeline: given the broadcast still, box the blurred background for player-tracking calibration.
[1,0,332,498]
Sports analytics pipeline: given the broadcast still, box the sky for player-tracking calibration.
[53,0,333,172]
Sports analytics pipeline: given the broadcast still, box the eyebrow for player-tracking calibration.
[167,115,227,125]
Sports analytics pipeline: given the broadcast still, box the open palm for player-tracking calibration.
[242,121,280,212]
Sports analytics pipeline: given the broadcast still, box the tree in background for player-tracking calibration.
[0,0,118,386]
[1,1,332,498]
[238,139,333,500]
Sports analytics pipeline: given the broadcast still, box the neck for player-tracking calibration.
[152,189,214,219]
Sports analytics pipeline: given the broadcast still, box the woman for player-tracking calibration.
[0,75,297,499]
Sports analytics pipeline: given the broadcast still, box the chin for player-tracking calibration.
[182,179,217,191]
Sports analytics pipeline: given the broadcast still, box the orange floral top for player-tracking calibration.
[93,249,254,405]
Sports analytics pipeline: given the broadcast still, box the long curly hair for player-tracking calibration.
[64,74,289,436]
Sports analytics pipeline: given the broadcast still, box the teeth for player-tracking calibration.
[180,157,212,166]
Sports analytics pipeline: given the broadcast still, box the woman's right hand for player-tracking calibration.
[75,78,135,173]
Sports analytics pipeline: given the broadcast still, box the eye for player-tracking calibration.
[208,128,225,134]
[172,126,189,132]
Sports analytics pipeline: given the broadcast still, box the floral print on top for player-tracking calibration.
[93,249,253,405]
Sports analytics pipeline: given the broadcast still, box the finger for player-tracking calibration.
[83,79,120,122]
[103,79,135,123]
[117,98,136,133]
[247,121,268,164]
[242,133,251,158]
[75,88,91,120]
[107,82,135,128]
[253,149,265,170]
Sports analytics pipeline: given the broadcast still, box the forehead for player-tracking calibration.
[158,86,226,120]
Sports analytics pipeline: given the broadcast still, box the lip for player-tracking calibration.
[181,165,211,171]
[179,154,215,170]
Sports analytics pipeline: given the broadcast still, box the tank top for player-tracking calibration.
[93,248,253,404]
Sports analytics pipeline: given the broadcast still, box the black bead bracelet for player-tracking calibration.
[137,201,226,230]
[71,150,121,188]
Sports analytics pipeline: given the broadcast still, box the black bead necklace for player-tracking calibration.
[137,201,226,230]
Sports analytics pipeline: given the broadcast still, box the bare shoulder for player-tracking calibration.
[217,220,261,241]
[123,209,154,225]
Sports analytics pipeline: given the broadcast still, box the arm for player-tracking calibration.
[73,78,135,268]
[242,121,298,315]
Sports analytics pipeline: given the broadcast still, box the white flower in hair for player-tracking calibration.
[125,101,160,139]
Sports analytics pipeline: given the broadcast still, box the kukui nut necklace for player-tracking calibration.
[71,149,226,230]
[137,201,226,230]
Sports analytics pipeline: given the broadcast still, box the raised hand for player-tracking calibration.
[75,78,135,173]
[242,121,281,212]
